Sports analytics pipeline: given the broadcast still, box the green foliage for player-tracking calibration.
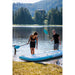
[13,7,34,24]
[44,20,48,25]
[47,7,62,25]
[13,0,62,17]
[34,10,46,24]
[13,7,62,25]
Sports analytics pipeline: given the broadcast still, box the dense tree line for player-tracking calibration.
[13,7,34,24]
[34,10,46,24]
[13,7,62,25]
[47,7,62,25]
[13,0,62,17]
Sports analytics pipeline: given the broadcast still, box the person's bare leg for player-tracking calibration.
[14,48,16,55]
[32,48,34,55]
[31,48,35,55]
[30,48,33,55]
[33,48,35,54]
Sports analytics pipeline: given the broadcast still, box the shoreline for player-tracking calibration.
[13,55,62,67]
[13,25,63,28]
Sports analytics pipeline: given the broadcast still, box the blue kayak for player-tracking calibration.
[19,50,62,62]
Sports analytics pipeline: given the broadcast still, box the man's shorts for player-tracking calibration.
[54,43,59,50]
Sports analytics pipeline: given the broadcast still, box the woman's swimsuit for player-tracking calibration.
[30,37,36,48]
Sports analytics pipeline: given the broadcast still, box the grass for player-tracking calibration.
[13,61,62,75]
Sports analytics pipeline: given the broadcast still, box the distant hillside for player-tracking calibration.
[13,0,62,17]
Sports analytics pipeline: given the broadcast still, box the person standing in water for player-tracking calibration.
[27,32,38,55]
[51,29,61,50]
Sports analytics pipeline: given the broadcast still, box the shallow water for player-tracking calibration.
[13,26,62,67]
[12,38,62,67]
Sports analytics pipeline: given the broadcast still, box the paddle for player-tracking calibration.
[44,29,48,35]
[44,29,61,48]
[43,29,54,45]
[13,44,27,49]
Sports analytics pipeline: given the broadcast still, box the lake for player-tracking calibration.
[12,25,62,66]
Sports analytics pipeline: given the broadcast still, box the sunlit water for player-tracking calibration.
[13,26,62,67]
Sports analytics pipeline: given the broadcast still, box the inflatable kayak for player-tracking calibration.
[19,50,62,62]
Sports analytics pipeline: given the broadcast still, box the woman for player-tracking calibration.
[27,32,38,55]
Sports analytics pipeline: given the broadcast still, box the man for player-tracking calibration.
[51,29,61,50]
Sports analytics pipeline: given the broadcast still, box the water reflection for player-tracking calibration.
[13,26,62,40]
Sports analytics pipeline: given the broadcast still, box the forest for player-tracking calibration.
[13,7,62,25]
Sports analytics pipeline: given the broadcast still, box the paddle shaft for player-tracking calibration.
[20,44,27,47]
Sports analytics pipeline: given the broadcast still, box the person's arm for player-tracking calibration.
[27,36,31,44]
[36,37,38,49]
[58,36,61,45]
[51,37,54,41]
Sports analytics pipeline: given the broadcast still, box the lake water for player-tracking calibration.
[12,25,63,67]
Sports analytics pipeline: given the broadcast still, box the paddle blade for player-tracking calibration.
[14,45,20,49]
[44,29,48,35]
